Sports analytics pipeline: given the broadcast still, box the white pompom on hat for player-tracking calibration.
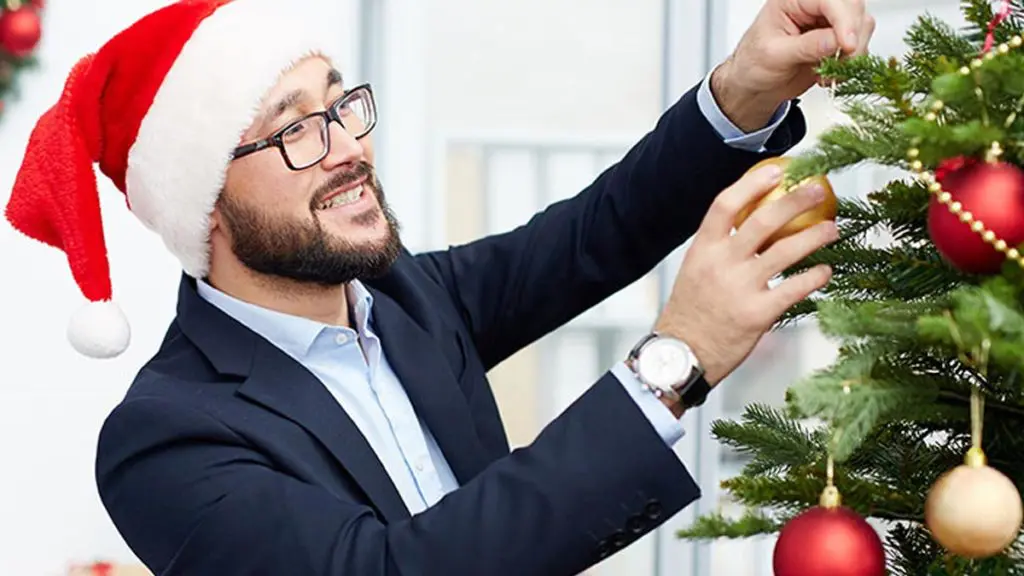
[4,0,340,358]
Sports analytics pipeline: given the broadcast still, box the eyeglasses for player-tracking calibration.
[231,83,377,171]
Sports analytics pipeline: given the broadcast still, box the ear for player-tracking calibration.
[208,194,224,234]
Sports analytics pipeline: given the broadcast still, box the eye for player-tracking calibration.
[280,119,309,143]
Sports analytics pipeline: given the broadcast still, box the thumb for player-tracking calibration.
[785,28,839,63]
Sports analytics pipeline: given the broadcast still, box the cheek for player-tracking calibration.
[225,161,315,216]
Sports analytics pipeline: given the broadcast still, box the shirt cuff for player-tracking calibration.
[611,362,685,446]
[696,73,790,153]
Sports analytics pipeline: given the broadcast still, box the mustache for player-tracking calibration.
[311,162,375,208]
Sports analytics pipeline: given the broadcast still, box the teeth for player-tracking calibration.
[319,185,363,210]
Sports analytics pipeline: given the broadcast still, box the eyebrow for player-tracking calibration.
[264,68,345,126]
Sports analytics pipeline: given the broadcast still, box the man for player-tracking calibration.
[5,0,874,573]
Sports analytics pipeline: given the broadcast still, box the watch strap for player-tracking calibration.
[626,333,655,361]
[677,374,711,409]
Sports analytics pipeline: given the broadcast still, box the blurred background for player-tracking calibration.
[0,0,969,574]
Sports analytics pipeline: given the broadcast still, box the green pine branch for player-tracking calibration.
[710,404,824,476]
[718,466,920,521]
[917,277,1024,377]
[786,349,941,461]
[676,510,787,540]
[786,97,914,181]
[905,14,977,81]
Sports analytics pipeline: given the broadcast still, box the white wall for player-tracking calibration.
[425,0,665,136]
[0,1,359,573]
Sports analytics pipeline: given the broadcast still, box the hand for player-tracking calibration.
[654,162,838,386]
[711,0,876,131]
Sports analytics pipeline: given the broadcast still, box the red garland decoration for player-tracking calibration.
[983,0,1013,53]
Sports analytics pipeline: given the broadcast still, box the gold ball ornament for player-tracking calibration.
[734,157,838,249]
[924,448,1023,559]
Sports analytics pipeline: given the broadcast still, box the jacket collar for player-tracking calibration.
[176,274,411,522]
[175,272,491,521]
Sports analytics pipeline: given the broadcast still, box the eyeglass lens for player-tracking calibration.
[283,88,375,168]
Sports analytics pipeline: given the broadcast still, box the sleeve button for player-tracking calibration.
[644,500,663,520]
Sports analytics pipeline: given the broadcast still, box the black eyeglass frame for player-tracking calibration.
[230,83,377,171]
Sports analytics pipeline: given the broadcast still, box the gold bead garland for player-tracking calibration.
[907,33,1024,269]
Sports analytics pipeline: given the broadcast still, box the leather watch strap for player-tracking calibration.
[677,375,711,409]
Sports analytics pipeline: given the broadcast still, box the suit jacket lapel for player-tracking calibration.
[369,289,490,484]
[176,275,411,524]
[237,345,412,523]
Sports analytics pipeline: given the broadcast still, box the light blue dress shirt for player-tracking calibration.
[196,75,788,515]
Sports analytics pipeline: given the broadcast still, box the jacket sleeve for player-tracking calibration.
[96,374,699,576]
[416,82,805,370]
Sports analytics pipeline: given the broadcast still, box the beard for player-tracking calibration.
[217,161,402,287]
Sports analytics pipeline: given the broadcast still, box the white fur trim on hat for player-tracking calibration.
[125,0,337,278]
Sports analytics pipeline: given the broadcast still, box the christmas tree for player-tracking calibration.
[679,2,1024,574]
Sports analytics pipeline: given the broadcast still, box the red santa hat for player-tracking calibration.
[4,0,340,358]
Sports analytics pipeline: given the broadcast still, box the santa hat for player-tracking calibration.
[4,0,339,358]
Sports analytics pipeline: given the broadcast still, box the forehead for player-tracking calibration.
[263,56,339,102]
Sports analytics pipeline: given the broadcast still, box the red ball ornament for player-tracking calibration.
[774,503,886,576]
[928,158,1024,274]
[0,7,42,58]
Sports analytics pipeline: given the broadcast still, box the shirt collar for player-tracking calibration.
[196,278,375,360]
[347,279,375,334]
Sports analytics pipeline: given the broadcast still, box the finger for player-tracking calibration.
[852,13,875,57]
[763,263,833,317]
[756,219,839,280]
[700,162,786,240]
[732,181,831,256]
[783,27,840,64]
[795,0,864,53]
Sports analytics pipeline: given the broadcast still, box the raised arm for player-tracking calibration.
[416,80,805,370]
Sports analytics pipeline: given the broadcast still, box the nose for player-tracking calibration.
[320,120,364,170]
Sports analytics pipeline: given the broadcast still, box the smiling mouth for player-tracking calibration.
[316,179,367,210]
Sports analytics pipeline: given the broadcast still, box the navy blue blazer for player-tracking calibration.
[95,83,805,575]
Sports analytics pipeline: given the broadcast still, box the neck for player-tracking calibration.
[205,257,351,328]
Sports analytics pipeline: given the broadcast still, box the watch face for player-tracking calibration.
[637,338,693,389]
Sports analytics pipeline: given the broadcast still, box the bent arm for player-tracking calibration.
[97,375,699,576]
[416,81,805,370]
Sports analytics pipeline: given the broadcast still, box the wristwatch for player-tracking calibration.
[625,333,711,410]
